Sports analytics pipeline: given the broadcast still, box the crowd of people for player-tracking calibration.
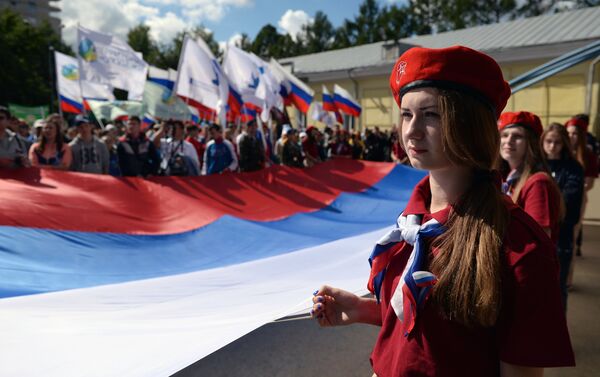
[0,106,404,177]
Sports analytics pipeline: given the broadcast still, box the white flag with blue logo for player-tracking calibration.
[223,45,264,109]
[77,26,148,101]
[174,36,229,125]
[55,51,114,113]
[247,53,282,121]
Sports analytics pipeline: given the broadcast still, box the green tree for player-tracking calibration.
[408,0,443,35]
[251,24,284,58]
[279,33,303,58]
[127,24,160,65]
[156,32,184,69]
[302,11,334,53]
[516,0,556,17]
[378,4,413,41]
[355,0,383,44]
[235,33,253,51]
[0,9,72,108]
[477,0,517,24]
[331,20,356,50]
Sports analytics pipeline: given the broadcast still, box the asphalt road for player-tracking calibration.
[174,225,600,377]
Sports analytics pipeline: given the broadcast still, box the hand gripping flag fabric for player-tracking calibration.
[0,159,426,377]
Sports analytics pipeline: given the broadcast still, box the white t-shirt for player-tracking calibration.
[160,137,200,175]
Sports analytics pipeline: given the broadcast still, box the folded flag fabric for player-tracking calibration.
[0,159,426,377]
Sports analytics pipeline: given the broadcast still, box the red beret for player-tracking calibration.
[306,126,316,134]
[564,117,588,133]
[497,111,543,137]
[390,46,511,117]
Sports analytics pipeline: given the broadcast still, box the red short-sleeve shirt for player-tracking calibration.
[516,172,560,244]
[370,177,575,377]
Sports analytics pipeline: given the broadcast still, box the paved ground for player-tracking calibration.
[174,225,600,377]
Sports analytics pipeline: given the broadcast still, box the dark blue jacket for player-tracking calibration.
[547,158,584,250]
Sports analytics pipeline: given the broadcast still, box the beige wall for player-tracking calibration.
[504,60,600,130]
[294,58,600,136]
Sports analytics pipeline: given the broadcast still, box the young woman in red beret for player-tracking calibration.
[497,111,563,243]
[541,123,584,309]
[311,46,574,377]
[565,116,598,258]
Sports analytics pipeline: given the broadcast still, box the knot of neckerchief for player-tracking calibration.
[501,169,521,195]
[368,213,446,336]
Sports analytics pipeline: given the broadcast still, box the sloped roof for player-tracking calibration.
[281,6,600,77]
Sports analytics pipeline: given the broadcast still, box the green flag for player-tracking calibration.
[142,81,191,121]
[8,104,50,125]
[86,100,143,124]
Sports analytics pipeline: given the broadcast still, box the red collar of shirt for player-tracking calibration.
[403,175,452,225]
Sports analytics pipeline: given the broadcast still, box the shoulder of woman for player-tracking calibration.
[502,200,556,268]
[526,171,552,184]
[520,172,555,195]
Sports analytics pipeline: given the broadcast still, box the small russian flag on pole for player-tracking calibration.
[142,113,157,130]
[59,95,83,114]
[333,84,361,117]
[322,86,336,112]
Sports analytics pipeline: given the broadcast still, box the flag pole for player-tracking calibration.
[49,45,61,119]
[76,23,87,120]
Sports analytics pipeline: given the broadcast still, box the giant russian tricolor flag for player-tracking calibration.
[333,84,362,117]
[0,160,425,376]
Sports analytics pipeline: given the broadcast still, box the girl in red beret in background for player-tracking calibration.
[311,46,574,377]
[565,116,598,258]
[541,123,584,309]
[497,111,563,243]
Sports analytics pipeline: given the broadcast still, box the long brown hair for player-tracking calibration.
[500,126,551,202]
[36,116,64,154]
[567,124,587,170]
[429,89,508,327]
[541,123,574,161]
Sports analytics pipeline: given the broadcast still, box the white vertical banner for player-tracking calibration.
[174,35,229,125]
[77,25,148,101]
[247,53,281,122]
[223,45,264,109]
[55,51,114,105]
[195,36,229,126]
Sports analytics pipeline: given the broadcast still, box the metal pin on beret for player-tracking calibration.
[389,45,511,118]
[497,111,543,137]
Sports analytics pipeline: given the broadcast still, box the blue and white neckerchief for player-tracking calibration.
[368,213,446,336]
[501,169,520,195]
